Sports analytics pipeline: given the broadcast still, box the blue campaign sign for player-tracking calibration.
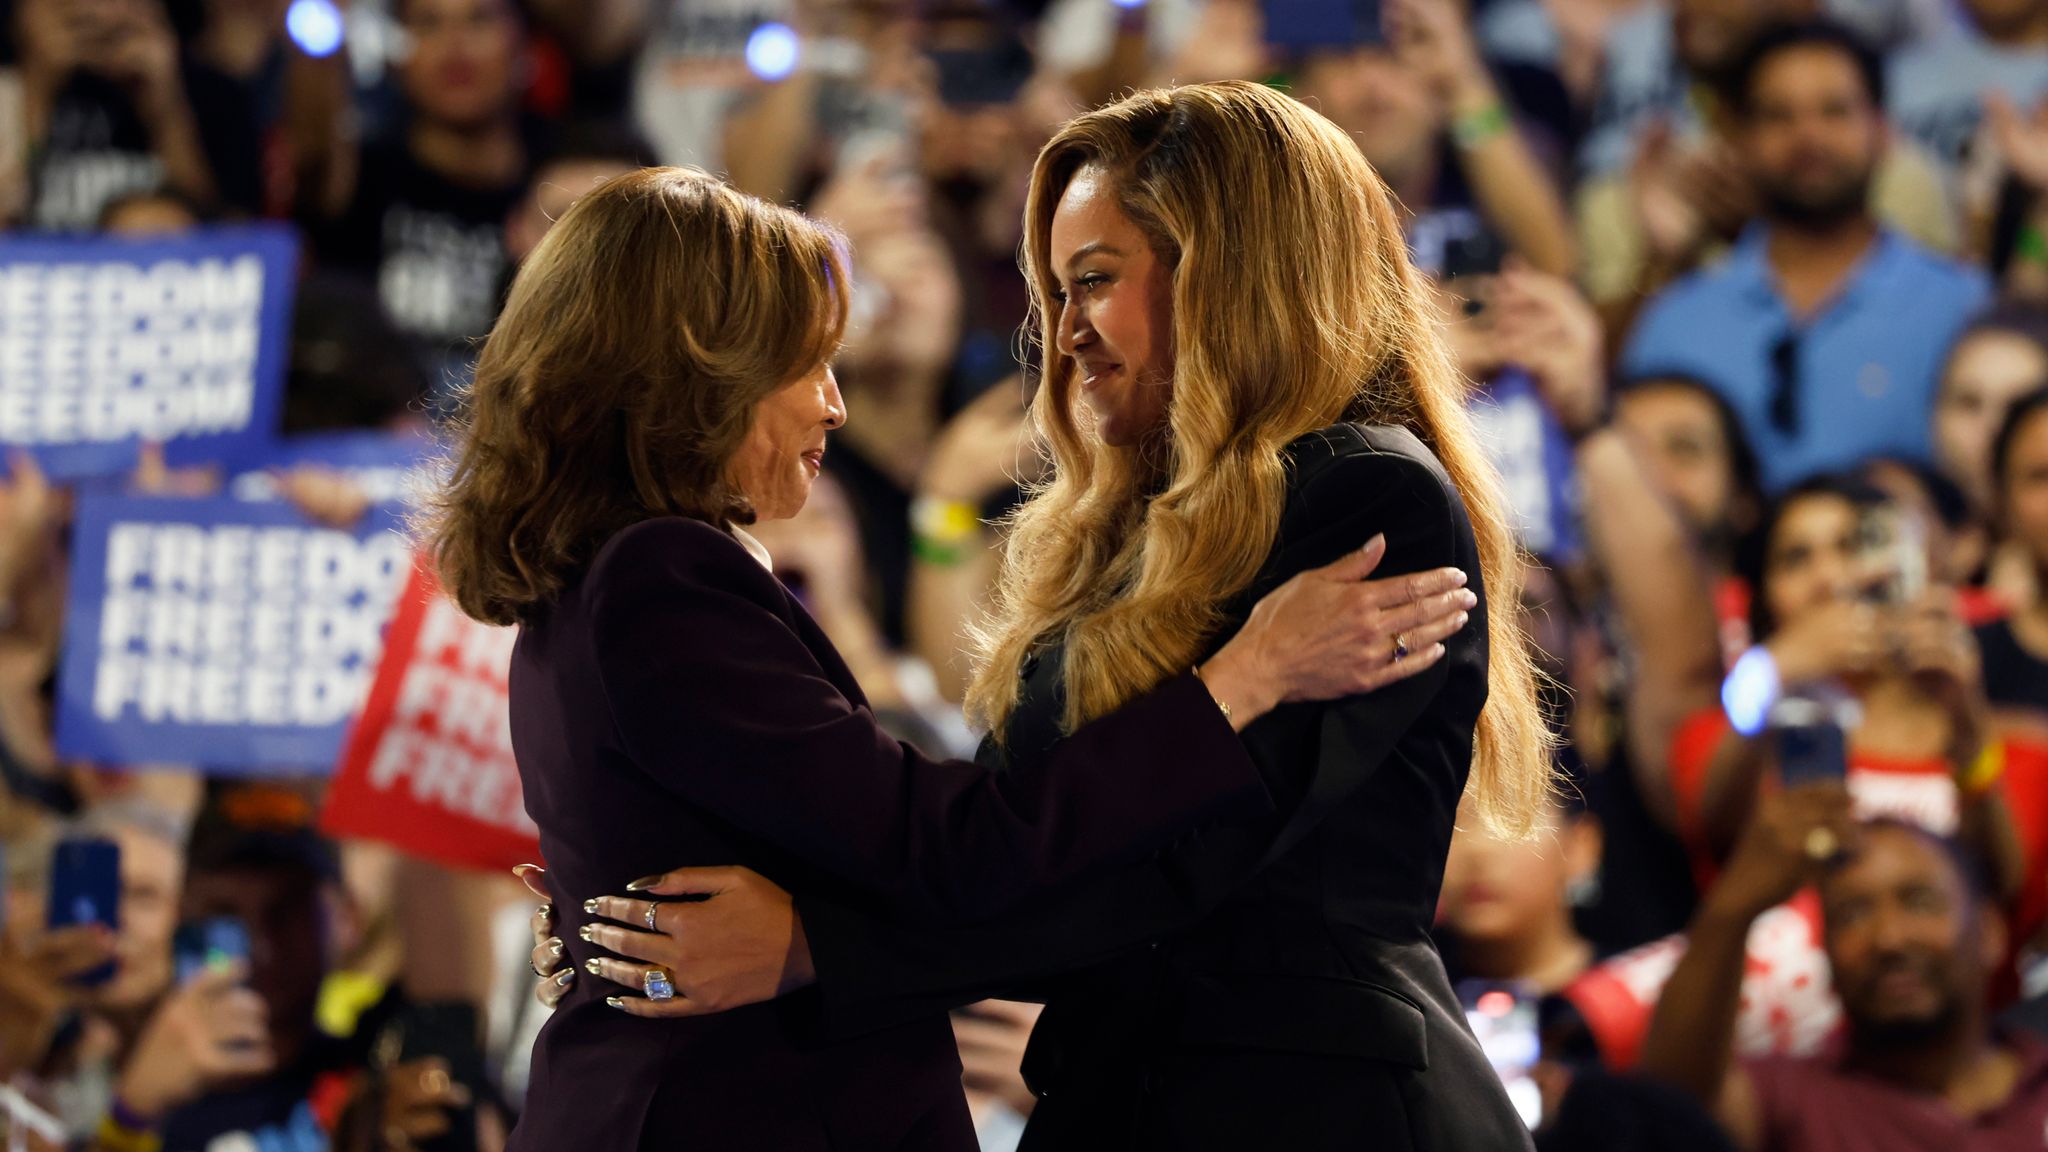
[228,429,442,509]
[1468,368,1582,562]
[55,493,413,772]
[0,224,298,480]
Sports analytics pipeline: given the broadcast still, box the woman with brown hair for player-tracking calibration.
[553,83,1553,1148]
[430,165,1473,1149]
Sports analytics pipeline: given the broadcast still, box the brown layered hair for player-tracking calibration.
[966,81,1554,837]
[424,167,849,625]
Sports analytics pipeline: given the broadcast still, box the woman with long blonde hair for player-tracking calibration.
[554,83,1550,1148]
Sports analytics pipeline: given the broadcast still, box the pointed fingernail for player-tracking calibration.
[606,996,626,1010]
[584,959,602,975]
[1363,534,1386,551]
[625,874,665,892]
[538,902,553,919]
[582,898,600,914]
[579,925,594,942]
[554,969,574,987]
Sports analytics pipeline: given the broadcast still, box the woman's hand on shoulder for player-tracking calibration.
[1199,533,1476,726]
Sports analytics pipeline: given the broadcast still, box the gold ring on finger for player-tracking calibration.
[644,902,660,932]
[1803,826,1840,862]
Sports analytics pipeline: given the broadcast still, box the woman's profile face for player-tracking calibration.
[1048,168,1176,448]
[728,363,845,523]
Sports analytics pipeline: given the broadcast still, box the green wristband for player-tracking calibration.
[1451,101,1512,149]
[2019,224,2048,267]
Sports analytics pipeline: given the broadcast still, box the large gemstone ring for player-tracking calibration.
[643,968,676,1002]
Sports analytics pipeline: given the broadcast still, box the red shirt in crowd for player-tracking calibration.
[1745,1033,2048,1152]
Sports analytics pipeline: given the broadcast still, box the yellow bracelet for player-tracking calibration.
[97,1114,164,1152]
[1962,740,2006,797]
[910,496,980,545]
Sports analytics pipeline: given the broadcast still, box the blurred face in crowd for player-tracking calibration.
[1440,802,1599,968]
[728,362,846,522]
[1296,47,1439,188]
[506,159,638,264]
[1740,44,1884,230]
[861,229,965,378]
[1936,330,2048,515]
[2000,404,2048,571]
[1821,823,1997,1047]
[1761,491,1866,628]
[1050,167,1176,449]
[94,825,183,1011]
[180,866,332,1068]
[401,0,523,131]
[1616,381,1745,540]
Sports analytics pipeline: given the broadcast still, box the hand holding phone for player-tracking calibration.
[46,839,120,987]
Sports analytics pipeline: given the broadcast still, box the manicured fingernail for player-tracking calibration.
[547,938,564,957]
[582,898,600,914]
[1455,612,1469,626]
[585,959,602,974]
[606,996,626,1009]
[1451,569,1469,587]
[513,863,540,875]
[554,969,574,987]
[539,902,553,919]
[625,874,665,892]
[1363,534,1385,552]
[579,925,594,942]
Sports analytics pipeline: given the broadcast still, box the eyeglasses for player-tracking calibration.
[1768,331,1802,436]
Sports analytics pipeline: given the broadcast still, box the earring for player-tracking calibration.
[1566,872,1602,908]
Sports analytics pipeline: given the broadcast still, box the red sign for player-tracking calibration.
[321,557,539,871]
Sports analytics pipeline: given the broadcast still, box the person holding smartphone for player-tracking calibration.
[1671,475,2021,908]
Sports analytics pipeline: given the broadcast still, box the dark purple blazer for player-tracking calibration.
[503,516,1270,1151]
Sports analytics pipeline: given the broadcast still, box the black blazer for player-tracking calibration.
[799,424,1534,1151]
[503,517,1274,1151]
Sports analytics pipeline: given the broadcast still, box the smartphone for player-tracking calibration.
[173,917,252,986]
[1459,981,1543,1129]
[1261,0,1383,48]
[1771,697,1849,787]
[46,838,120,987]
[1856,505,1927,607]
[390,1001,484,1152]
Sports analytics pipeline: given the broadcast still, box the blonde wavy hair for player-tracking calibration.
[966,81,1552,837]
[423,168,848,626]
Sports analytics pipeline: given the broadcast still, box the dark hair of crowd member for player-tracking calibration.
[1725,19,1887,119]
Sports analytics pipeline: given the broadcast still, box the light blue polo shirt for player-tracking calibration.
[1619,226,1989,492]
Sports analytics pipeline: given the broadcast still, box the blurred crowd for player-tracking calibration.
[8,0,2048,1149]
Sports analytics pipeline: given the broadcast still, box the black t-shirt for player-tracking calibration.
[29,72,163,231]
[1979,618,2048,712]
[308,132,533,397]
